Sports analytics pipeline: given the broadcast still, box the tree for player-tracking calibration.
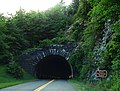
[72,0,80,14]
[0,14,11,64]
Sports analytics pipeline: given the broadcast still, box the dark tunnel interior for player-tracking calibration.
[35,55,72,79]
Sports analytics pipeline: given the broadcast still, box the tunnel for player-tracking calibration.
[35,55,73,79]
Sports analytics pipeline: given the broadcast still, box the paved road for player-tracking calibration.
[0,80,76,91]
[40,80,76,91]
[0,80,49,91]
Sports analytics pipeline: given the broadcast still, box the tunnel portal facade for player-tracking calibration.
[18,42,76,79]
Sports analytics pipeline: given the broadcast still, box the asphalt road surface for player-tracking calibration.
[0,80,76,91]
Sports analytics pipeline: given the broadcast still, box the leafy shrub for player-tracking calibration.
[69,48,85,76]
[97,79,112,91]
[111,74,120,91]
[79,65,88,80]
[6,61,23,79]
[52,36,70,44]
[38,39,53,47]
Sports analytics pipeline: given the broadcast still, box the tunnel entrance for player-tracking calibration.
[35,55,73,79]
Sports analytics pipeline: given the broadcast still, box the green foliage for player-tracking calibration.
[97,20,120,90]
[6,18,29,55]
[109,20,120,90]
[71,20,84,41]
[71,0,120,90]
[103,21,120,63]
[111,74,120,91]
[7,61,23,79]
[69,79,101,91]
[72,0,80,14]
[73,0,91,21]
[88,0,120,23]
[0,65,34,88]
[97,79,112,91]
[0,3,72,64]
[52,36,71,44]
[38,39,53,47]
[70,48,84,76]
[88,0,101,7]
[79,65,88,80]
[0,14,11,64]
[72,29,80,41]
[12,4,70,47]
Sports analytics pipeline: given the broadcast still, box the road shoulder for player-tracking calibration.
[68,79,101,91]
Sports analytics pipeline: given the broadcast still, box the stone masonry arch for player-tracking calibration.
[18,42,76,79]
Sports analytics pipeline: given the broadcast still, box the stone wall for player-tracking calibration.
[18,42,76,75]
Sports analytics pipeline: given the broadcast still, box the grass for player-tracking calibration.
[69,79,101,91]
[0,65,35,89]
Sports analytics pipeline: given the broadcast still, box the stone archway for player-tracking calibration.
[18,43,76,79]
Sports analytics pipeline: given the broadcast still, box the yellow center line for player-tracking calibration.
[34,79,54,91]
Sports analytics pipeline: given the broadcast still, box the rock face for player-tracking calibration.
[18,42,76,76]
[92,20,112,80]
